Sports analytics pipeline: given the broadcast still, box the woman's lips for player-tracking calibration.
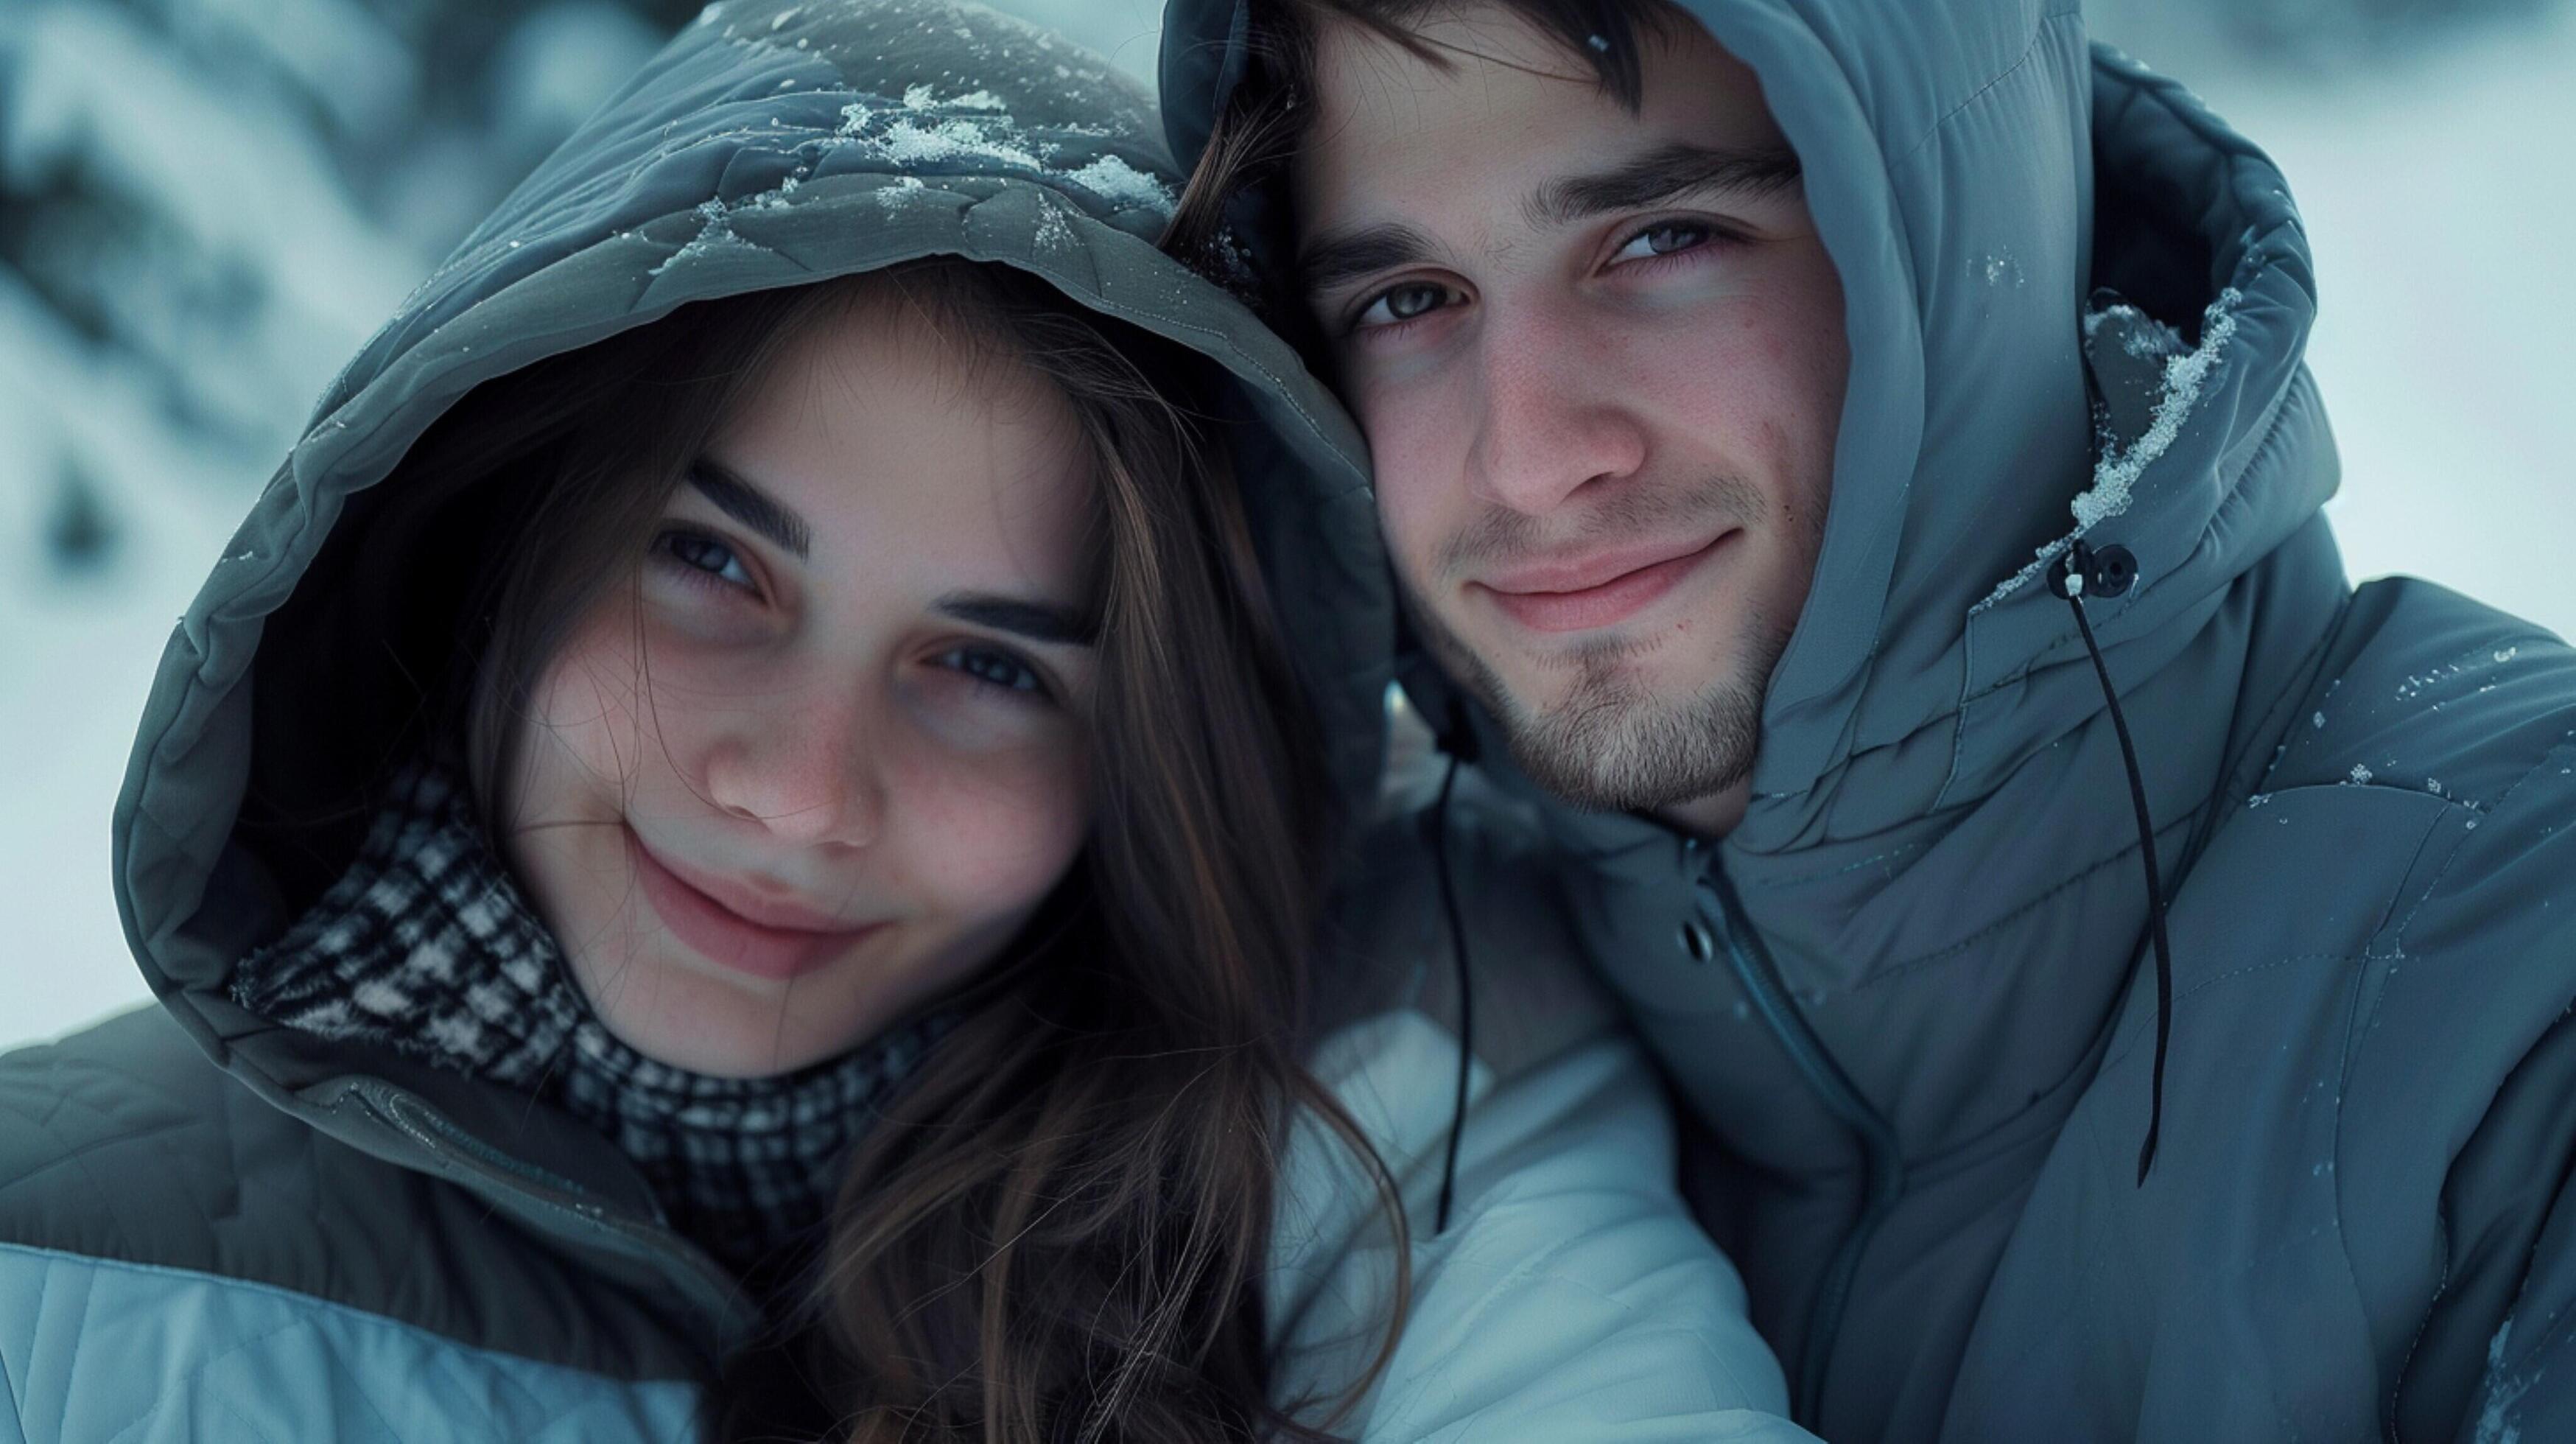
[625,829,879,983]
[1474,533,1732,635]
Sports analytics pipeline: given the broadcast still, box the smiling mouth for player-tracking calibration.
[1472,533,1734,635]
[625,829,881,984]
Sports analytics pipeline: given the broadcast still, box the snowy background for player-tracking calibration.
[4,0,2569,1051]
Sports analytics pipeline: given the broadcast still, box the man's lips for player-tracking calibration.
[1471,533,1733,634]
[625,829,880,983]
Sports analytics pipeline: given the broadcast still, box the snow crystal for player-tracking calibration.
[2247,793,2273,808]
[2496,645,2519,663]
[2478,1313,2529,1444]
[2313,711,2326,729]
[2349,763,2375,785]
[1587,33,1610,52]
[1976,288,2245,610]
[1031,196,1077,251]
[2120,313,2183,358]
[647,198,754,277]
[878,116,1042,172]
[743,174,799,211]
[769,7,798,30]
[1066,154,1173,216]
[1053,64,1072,78]
[839,101,871,134]
[2427,777,2444,795]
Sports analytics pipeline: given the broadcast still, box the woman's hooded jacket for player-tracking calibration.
[0,1,1811,1439]
[1158,0,2576,1440]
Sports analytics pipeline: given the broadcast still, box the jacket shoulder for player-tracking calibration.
[2271,575,2573,810]
[0,1005,705,1385]
[0,1004,271,1264]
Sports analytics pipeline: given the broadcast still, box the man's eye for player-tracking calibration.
[1610,221,1716,264]
[655,530,757,590]
[1355,281,1456,329]
[940,645,1047,697]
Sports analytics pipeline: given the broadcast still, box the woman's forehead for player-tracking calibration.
[707,296,1094,593]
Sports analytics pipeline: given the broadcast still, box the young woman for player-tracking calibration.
[0,1,1808,1440]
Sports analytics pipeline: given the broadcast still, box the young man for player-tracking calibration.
[1162,1,2576,1440]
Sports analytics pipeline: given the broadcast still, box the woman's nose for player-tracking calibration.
[700,692,883,849]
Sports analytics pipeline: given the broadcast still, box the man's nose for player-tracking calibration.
[700,687,884,849]
[1464,304,1648,516]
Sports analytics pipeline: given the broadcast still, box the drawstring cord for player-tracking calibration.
[2047,540,2174,1186]
[1429,752,1475,1233]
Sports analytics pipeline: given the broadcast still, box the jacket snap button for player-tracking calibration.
[1679,919,1715,962]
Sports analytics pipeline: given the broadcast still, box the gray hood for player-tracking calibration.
[113,0,1387,1359]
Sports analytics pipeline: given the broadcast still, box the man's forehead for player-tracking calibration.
[1290,2,1787,244]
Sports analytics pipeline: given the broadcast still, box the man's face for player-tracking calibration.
[1292,4,1847,831]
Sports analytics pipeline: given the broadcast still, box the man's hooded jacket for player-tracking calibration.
[1158,0,2576,1440]
[0,1,1815,1438]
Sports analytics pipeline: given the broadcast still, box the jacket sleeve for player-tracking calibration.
[2435,1009,2576,1444]
[1266,1011,1816,1443]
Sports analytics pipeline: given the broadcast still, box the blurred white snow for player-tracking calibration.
[2,0,2568,1050]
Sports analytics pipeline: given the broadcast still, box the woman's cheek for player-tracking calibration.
[516,623,650,800]
[906,736,1092,910]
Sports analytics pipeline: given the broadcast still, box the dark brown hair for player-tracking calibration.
[394,261,1404,1441]
[1163,0,1680,290]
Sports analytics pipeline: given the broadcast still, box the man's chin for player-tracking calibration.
[1463,645,1762,815]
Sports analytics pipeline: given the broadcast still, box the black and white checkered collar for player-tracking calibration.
[233,761,952,1280]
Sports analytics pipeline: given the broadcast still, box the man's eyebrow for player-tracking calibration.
[935,592,1099,647]
[1523,141,1803,229]
[1296,222,1442,298]
[686,460,810,560]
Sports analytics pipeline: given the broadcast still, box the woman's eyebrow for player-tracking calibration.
[686,460,811,559]
[936,592,1099,646]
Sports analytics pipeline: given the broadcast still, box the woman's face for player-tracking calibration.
[503,295,1098,1077]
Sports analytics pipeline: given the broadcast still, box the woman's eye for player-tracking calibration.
[1354,281,1457,330]
[656,530,757,591]
[1610,221,1717,264]
[940,645,1047,698]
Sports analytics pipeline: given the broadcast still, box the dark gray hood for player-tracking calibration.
[113,0,1388,1356]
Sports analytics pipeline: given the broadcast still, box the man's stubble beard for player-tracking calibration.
[1400,474,1815,816]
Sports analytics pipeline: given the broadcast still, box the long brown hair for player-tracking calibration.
[395,260,1403,1440]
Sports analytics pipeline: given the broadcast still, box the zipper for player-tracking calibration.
[1698,861,1906,1428]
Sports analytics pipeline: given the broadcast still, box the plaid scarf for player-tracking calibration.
[232,763,950,1278]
